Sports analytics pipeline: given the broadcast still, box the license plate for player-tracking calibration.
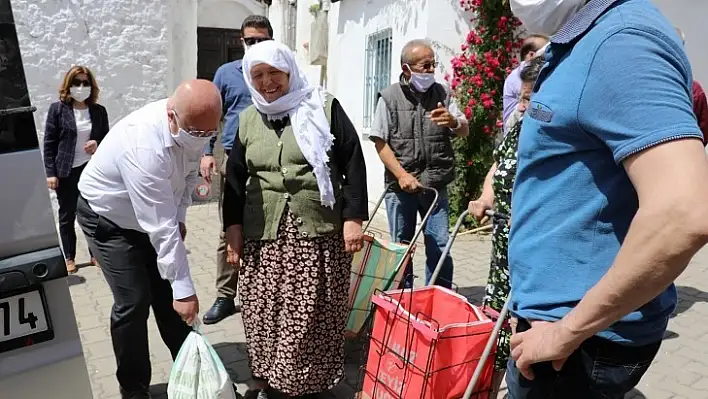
[0,288,53,353]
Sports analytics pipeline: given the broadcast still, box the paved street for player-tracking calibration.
[66,200,708,399]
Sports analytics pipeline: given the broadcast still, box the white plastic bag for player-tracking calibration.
[167,321,237,399]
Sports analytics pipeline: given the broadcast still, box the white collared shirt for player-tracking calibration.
[78,99,200,300]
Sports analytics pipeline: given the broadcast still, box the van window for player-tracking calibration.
[0,2,39,154]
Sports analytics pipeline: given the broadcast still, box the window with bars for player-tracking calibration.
[363,29,393,128]
[283,1,297,50]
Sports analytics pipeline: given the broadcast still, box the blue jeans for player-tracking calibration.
[384,187,453,288]
[506,319,661,399]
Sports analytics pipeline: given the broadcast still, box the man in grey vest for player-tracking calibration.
[367,39,469,288]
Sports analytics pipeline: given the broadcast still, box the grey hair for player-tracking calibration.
[401,39,433,65]
[520,56,545,84]
[675,27,686,44]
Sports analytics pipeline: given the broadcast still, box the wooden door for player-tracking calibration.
[197,27,244,81]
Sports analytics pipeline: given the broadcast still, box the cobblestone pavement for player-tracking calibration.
[66,200,708,399]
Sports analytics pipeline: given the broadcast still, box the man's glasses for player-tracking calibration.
[172,110,219,138]
[243,37,272,47]
[417,61,438,70]
[72,78,91,87]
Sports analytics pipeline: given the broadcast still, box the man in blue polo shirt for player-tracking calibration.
[505,0,708,397]
[199,15,273,325]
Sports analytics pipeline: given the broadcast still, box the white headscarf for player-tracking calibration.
[242,41,335,209]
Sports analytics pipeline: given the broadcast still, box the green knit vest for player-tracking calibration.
[237,95,342,241]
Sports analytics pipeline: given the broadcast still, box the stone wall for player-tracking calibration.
[10,0,170,143]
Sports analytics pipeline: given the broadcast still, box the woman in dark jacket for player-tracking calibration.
[44,65,109,273]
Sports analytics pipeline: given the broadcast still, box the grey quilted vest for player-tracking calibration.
[378,78,456,190]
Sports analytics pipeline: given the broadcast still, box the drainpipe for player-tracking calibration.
[319,0,331,87]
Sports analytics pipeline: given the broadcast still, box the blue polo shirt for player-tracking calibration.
[508,0,702,346]
[205,60,251,153]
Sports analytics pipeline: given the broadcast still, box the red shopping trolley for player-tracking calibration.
[359,209,510,399]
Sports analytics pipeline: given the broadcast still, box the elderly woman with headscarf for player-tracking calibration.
[222,41,368,398]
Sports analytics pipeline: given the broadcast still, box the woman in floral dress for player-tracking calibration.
[222,41,368,399]
[468,55,545,393]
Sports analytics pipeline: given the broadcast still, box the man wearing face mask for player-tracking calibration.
[368,39,469,289]
[200,14,273,325]
[76,79,222,399]
[505,0,708,397]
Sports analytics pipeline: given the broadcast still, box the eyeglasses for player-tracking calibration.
[243,37,272,47]
[417,61,438,70]
[172,110,219,138]
[71,78,91,87]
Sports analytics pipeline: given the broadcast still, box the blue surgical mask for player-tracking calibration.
[407,70,436,92]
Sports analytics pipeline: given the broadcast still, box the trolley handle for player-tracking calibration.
[484,209,510,220]
[363,183,439,233]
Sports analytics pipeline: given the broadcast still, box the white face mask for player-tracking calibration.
[407,69,437,92]
[70,86,91,102]
[509,0,586,36]
[172,128,211,154]
[170,112,212,154]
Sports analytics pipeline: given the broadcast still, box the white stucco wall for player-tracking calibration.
[11,0,170,142]
[198,0,266,29]
[268,0,324,89]
[652,0,708,85]
[325,0,471,201]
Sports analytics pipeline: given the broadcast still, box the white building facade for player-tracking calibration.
[268,0,474,201]
[11,0,268,143]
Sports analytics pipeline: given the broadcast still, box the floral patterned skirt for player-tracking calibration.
[482,218,511,371]
[239,209,352,396]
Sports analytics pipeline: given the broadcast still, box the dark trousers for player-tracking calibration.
[56,163,90,260]
[76,196,191,396]
[506,319,661,399]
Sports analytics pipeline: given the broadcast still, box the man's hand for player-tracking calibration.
[200,155,218,184]
[179,222,187,241]
[468,197,493,224]
[510,320,583,380]
[173,294,199,326]
[398,172,422,193]
[429,102,458,128]
[343,219,364,253]
[84,140,98,155]
[46,177,59,190]
[226,225,244,266]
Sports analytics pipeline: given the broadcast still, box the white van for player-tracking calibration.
[0,1,93,398]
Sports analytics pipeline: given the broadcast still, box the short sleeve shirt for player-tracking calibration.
[508,0,702,346]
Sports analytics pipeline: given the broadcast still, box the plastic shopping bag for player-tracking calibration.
[167,321,237,399]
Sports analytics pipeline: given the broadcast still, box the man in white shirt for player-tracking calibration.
[76,79,222,399]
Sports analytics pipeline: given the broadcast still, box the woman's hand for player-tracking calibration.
[343,219,364,253]
[84,140,98,155]
[226,225,244,267]
[468,197,493,224]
